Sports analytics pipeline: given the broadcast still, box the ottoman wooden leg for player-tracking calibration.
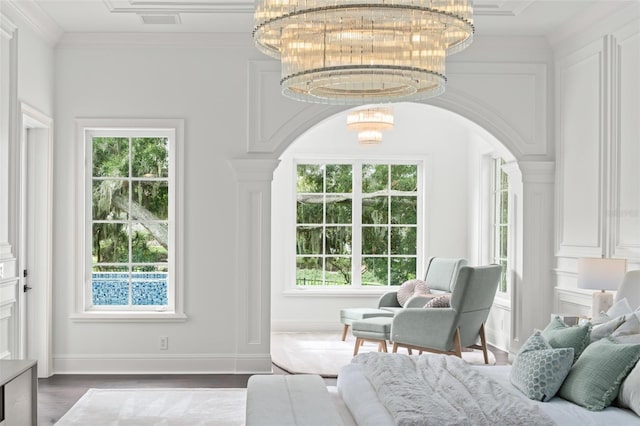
[379,341,388,353]
[341,324,349,341]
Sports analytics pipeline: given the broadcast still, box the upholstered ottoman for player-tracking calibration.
[246,374,346,425]
[351,316,393,356]
[340,308,394,341]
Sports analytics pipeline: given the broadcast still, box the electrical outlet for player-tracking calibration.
[159,336,168,350]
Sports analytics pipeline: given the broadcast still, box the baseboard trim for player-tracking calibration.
[53,354,273,374]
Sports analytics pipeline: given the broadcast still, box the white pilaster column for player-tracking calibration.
[508,161,555,351]
[228,158,279,372]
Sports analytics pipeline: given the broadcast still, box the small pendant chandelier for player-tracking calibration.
[347,107,394,144]
[253,1,474,105]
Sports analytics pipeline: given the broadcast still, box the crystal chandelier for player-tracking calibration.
[347,107,394,144]
[253,0,474,105]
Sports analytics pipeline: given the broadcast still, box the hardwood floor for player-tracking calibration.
[38,347,507,425]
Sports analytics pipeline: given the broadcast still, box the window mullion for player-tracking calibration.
[322,166,327,285]
[387,166,392,286]
[352,162,362,287]
[128,137,133,307]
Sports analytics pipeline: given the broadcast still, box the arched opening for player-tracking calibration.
[269,102,521,362]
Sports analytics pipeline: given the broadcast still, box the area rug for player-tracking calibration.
[271,331,496,378]
[54,388,246,426]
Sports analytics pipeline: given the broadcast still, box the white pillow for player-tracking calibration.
[591,315,626,343]
[606,298,633,319]
[618,355,640,415]
[396,279,430,307]
[612,313,640,338]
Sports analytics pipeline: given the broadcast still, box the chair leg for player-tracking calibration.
[407,348,413,355]
[353,337,362,356]
[380,340,388,353]
[453,328,463,358]
[479,322,489,364]
[341,324,349,341]
[392,342,399,353]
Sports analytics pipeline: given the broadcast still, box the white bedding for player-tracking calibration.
[338,359,640,426]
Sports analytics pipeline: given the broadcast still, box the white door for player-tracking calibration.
[18,103,53,378]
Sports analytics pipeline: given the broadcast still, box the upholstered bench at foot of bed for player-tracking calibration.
[246,374,347,426]
[351,316,393,356]
[339,308,394,341]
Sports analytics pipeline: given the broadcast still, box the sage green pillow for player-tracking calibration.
[541,316,591,361]
[510,331,574,402]
[558,337,640,411]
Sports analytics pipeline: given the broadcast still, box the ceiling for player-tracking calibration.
[9,0,635,39]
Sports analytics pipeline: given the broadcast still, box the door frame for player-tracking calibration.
[18,102,53,377]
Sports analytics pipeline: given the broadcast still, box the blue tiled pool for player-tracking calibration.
[92,272,168,306]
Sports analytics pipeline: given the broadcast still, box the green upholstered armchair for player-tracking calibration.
[390,264,502,364]
[377,257,468,313]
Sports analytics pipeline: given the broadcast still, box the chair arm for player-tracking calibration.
[391,308,457,351]
[378,291,401,308]
[404,295,437,308]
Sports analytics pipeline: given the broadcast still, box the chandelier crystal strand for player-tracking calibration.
[253,0,474,104]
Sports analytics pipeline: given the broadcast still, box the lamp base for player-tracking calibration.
[591,291,614,319]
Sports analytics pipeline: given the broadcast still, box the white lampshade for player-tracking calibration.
[577,258,627,291]
[578,257,627,318]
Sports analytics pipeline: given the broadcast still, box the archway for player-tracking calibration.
[270,102,518,353]
[231,95,554,372]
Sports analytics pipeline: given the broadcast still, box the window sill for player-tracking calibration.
[283,287,392,297]
[492,296,511,309]
[70,311,188,323]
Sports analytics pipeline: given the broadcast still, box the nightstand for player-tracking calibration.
[0,359,37,426]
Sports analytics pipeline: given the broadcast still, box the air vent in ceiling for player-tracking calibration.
[139,14,181,25]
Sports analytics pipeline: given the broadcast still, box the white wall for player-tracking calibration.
[48,29,560,371]
[553,3,640,315]
[53,37,273,373]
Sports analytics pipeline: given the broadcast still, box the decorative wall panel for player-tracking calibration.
[446,62,548,157]
[611,21,640,261]
[0,13,19,360]
[556,38,606,257]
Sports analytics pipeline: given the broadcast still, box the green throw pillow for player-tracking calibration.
[541,316,591,361]
[510,331,574,402]
[558,337,640,411]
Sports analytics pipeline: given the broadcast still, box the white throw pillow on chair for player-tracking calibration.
[396,279,429,307]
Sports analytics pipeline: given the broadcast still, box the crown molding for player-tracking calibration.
[474,0,536,17]
[57,31,254,49]
[0,13,17,38]
[2,0,63,46]
[547,0,639,48]
[103,0,254,14]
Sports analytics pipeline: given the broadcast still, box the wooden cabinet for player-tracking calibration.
[0,360,37,426]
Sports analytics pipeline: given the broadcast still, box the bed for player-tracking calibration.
[248,304,640,425]
[329,302,640,426]
[337,354,640,425]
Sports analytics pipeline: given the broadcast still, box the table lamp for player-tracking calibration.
[578,257,627,319]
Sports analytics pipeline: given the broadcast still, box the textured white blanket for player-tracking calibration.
[353,352,555,426]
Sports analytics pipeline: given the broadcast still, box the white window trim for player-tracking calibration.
[71,118,186,322]
[287,156,425,292]
[492,156,511,303]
